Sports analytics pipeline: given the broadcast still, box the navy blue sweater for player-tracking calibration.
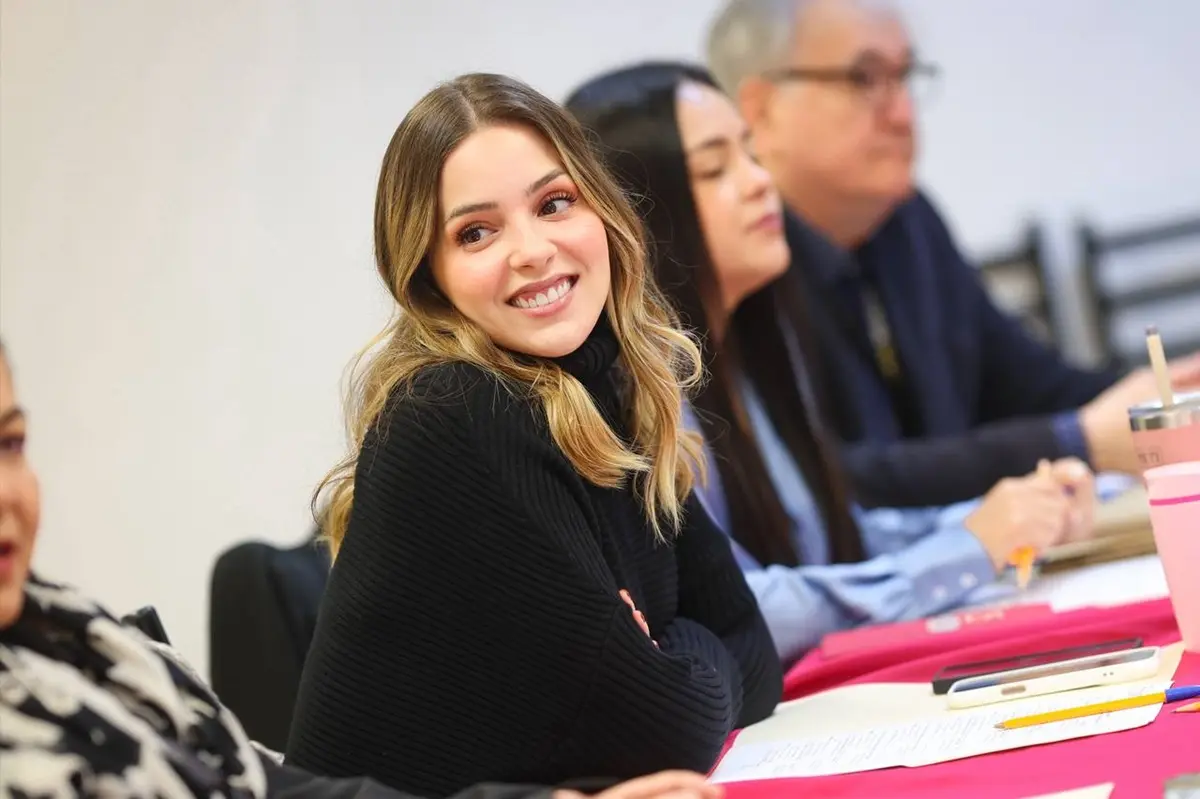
[786,191,1120,507]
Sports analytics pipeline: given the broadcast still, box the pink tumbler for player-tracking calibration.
[1144,460,1200,652]
[1128,391,1200,474]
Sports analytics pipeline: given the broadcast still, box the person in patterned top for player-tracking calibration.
[0,337,723,798]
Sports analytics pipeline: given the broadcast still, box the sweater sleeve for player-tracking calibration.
[285,371,753,797]
[669,495,782,727]
[915,192,1121,419]
[836,195,1122,508]
[840,415,1069,508]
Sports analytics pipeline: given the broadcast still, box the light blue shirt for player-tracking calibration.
[686,382,999,667]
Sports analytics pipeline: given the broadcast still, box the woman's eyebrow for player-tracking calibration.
[444,169,566,224]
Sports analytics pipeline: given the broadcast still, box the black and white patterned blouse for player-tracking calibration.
[0,577,267,797]
[0,576,617,798]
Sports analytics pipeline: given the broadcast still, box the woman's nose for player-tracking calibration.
[508,222,557,270]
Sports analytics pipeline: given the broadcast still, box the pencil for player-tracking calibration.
[1175,700,1200,714]
[1145,325,1174,408]
[996,685,1200,730]
[1006,460,1052,590]
[1009,545,1037,590]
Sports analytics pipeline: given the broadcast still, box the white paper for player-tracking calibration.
[968,554,1168,613]
[709,682,1169,784]
[1009,554,1168,612]
[1023,784,1114,799]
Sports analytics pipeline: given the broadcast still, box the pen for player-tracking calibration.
[996,685,1200,730]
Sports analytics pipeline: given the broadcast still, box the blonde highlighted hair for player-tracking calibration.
[316,73,705,558]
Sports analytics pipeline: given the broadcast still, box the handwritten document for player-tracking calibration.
[709,682,1168,784]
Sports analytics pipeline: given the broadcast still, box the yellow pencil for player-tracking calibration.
[1009,545,1037,590]
[997,686,1200,730]
[1005,460,1053,590]
[1175,700,1200,714]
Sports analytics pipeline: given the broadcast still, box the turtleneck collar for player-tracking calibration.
[550,311,620,389]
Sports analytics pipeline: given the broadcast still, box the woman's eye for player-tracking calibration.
[455,225,486,246]
[0,435,25,455]
[539,192,576,216]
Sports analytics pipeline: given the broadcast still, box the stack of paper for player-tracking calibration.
[709,642,1185,785]
[710,682,1168,783]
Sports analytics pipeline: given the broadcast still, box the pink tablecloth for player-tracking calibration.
[721,599,1200,799]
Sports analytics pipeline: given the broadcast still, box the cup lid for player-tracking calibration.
[1145,460,1200,503]
[1128,392,1200,431]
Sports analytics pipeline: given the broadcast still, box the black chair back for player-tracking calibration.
[978,222,1061,345]
[1080,214,1200,369]
[208,533,330,751]
[122,606,172,645]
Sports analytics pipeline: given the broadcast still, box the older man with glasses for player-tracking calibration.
[705,0,1200,509]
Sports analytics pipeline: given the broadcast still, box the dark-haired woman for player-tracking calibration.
[566,63,1096,667]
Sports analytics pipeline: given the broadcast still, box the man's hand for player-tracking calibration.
[1081,354,1200,473]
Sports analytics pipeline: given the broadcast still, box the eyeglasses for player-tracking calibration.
[762,60,940,108]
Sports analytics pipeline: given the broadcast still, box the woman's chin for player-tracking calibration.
[503,307,604,360]
[0,586,26,629]
[517,326,593,359]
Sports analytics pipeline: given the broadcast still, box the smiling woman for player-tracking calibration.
[430,127,611,358]
[284,74,781,798]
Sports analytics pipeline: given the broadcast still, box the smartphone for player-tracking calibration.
[945,645,1161,709]
[931,636,1143,695]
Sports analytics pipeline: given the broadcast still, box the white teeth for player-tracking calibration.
[513,278,572,309]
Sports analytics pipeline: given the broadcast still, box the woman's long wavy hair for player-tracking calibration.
[317,73,705,558]
[566,63,865,568]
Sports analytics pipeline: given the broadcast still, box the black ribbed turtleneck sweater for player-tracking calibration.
[285,316,782,798]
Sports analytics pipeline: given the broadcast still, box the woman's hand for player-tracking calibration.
[619,589,657,648]
[553,771,721,799]
[965,464,1073,571]
[1047,457,1095,544]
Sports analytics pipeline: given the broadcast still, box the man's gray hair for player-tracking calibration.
[706,0,900,96]
[705,0,803,97]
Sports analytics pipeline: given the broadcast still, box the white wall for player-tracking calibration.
[904,0,1200,359]
[2,0,1197,670]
